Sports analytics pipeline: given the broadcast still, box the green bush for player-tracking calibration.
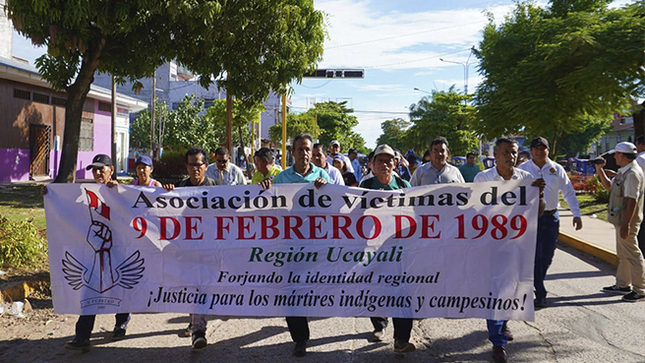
[586,175,610,204]
[0,216,47,267]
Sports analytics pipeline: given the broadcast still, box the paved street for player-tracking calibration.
[3,235,645,362]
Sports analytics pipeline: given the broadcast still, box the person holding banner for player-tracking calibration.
[262,134,331,357]
[251,148,281,185]
[41,154,130,351]
[410,137,465,187]
[517,137,582,308]
[474,137,545,363]
[595,142,645,303]
[358,144,415,353]
[163,147,218,349]
[132,156,162,187]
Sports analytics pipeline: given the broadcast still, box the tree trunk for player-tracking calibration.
[633,101,645,141]
[53,38,105,183]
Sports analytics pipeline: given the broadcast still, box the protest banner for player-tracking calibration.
[44,180,538,321]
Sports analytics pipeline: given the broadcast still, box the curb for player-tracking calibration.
[559,231,618,267]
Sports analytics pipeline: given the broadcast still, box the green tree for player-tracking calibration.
[376,118,411,152]
[406,88,479,157]
[557,115,612,158]
[474,0,645,154]
[269,112,319,145]
[7,0,324,183]
[269,101,367,152]
[204,98,265,153]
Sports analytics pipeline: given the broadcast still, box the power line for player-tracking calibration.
[289,105,409,115]
[365,48,474,69]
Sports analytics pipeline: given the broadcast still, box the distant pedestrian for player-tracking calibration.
[327,140,355,174]
[595,142,645,303]
[251,148,281,186]
[410,137,464,186]
[458,152,480,182]
[312,143,344,185]
[205,147,246,185]
[348,147,362,181]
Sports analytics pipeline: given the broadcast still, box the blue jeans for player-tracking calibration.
[535,212,560,300]
[487,319,508,346]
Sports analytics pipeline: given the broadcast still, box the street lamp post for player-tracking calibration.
[413,87,432,95]
[440,49,474,95]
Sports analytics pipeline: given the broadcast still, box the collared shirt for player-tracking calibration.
[609,161,644,226]
[326,153,354,174]
[410,162,464,186]
[273,163,331,184]
[459,163,481,183]
[321,163,345,185]
[251,165,282,185]
[474,166,533,182]
[205,162,246,185]
[517,158,581,217]
[351,159,362,181]
[637,151,645,176]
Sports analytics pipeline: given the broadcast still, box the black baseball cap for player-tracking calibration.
[86,154,113,170]
[530,137,549,149]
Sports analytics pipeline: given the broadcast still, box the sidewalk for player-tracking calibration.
[558,208,618,266]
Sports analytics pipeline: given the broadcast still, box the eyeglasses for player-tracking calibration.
[187,163,206,168]
[215,159,228,164]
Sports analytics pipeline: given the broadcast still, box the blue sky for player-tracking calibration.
[12,0,630,149]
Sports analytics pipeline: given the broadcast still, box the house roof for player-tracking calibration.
[0,56,148,112]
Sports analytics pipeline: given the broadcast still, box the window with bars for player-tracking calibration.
[98,102,112,112]
[32,93,50,104]
[52,97,66,106]
[13,89,31,100]
[79,118,94,152]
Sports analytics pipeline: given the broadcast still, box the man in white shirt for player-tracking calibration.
[410,137,464,186]
[518,137,582,309]
[312,143,345,185]
[475,137,545,363]
[205,147,246,185]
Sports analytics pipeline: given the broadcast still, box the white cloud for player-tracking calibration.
[316,0,513,70]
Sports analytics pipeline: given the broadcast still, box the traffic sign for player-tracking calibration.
[303,69,364,79]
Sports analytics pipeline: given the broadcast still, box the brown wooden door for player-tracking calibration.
[29,124,51,177]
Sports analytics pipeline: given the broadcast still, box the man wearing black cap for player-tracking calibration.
[595,142,645,302]
[517,136,582,308]
[43,154,130,350]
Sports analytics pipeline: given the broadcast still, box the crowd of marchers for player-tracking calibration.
[43,133,645,363]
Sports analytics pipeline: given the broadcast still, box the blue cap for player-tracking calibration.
[135,155,153,166]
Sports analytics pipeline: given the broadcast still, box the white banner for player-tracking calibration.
[44,181,538,321]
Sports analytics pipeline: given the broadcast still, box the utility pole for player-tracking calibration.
[111,75,117,180]
[281,93,287,170]
[151,70,156,160]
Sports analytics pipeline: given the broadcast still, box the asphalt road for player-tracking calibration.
[2,242,644,363]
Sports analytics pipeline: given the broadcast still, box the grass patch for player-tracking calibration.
[0,185,46,231]
[560,193,607,222]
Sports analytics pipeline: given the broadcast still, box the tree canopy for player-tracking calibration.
[375,118,411,152]
[7,0,325,182]
[269,101,369,153]
[474,0,645,153]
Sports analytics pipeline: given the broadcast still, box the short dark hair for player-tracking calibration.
[292,134,313,149]
[185,147,209,163]
[430,137,449,149]
[624,152,637,160]
[312,143,326,154]
[255,148,274,163]
[368,151,375,162]
[214,147,230,157]
[637,135,645,146]
[466,152,476,158]
[495,137,518,149]
[348,148,358,155]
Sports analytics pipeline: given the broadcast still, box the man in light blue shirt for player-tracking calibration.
[205,147,246,185]
[262,134,330,357]
[348,148,362,181]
